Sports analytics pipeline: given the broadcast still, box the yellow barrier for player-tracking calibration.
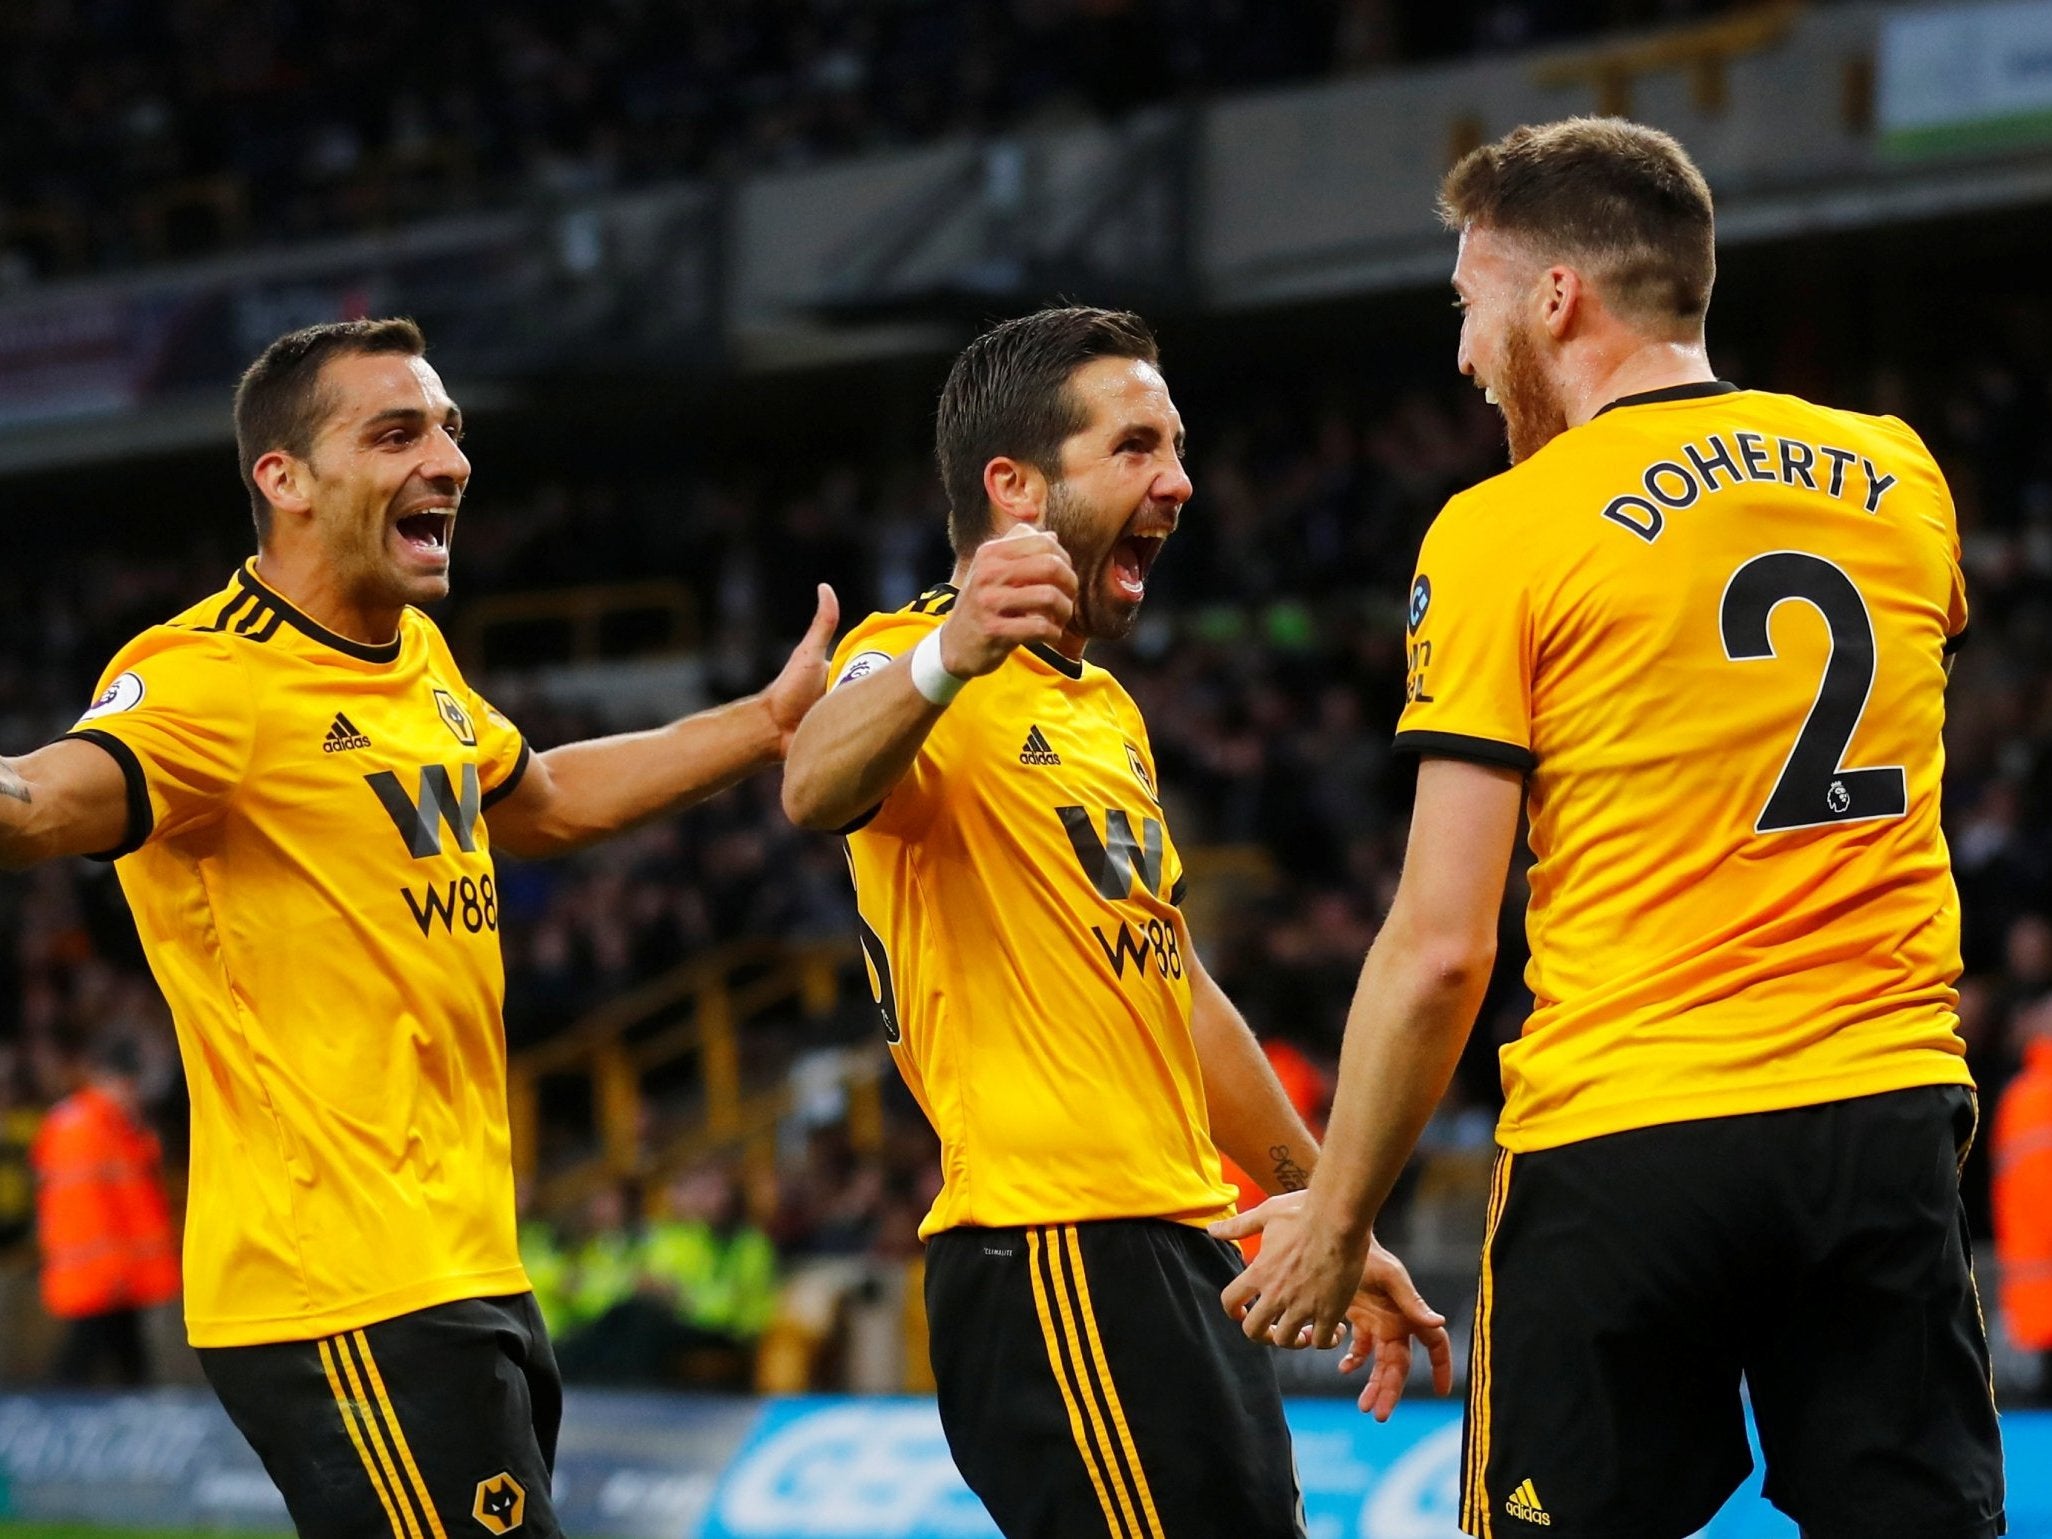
[508,938,868,1215]
[1531,3,1803,118]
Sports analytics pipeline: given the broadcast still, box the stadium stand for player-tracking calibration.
[0,0,1761,283]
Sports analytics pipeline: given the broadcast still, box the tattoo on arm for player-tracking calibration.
[0,761,29,806]
[1270,1144,1309,1193]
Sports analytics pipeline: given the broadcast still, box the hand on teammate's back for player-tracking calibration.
[1213,1193,1453,1421]
[938,522,1078,678]
[758,584,841,755]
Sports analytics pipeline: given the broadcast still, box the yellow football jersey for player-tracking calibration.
[1398,383,1973,1151]
[64,561,532,1346]
[833,586,1235,1239]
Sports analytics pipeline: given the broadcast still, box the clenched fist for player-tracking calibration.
[938,523,1079,678]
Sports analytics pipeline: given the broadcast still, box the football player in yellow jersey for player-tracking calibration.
[0,319,839,1539]
[784,306,1451,1539]
[1221,121,2005,1539]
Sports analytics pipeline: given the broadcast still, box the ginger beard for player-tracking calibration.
[1494,313,1571,466]
[1041,479,1166,643]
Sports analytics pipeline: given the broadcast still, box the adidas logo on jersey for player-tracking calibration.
[1019,725,1061,766]
[1505,1479,1551,1526]
[323,713,372,753]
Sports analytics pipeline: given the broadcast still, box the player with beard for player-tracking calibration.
[0,319,840,1537]
[783,306,1451,1539]
[1219,120,2004,1539]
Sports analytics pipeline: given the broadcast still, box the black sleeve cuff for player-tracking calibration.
[1391,729,1535,773]
[1943,627,1968,656]
[1169,875,1189,907]
[480,739,532,812]
[831,803,883,837]
[59,729,154,860]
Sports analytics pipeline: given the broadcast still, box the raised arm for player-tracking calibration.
[486,587,840,859]
[781,525,1077,833]
[0,739,137,869]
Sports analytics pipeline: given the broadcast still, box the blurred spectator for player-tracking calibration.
[515,1182,573,1339]
[551,1168,775,1389]
[642,1163,779,1383]
[30,1037,178,1385]
[558,1183,643,1347]
[1995,998,2052,1404]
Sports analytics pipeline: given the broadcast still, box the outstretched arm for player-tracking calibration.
[487,587,839,858]
[1216,757,1521,1391]
[0,739,135,868]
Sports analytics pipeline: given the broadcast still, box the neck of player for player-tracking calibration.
[1564,335,1717,428]
[252,550,405,647]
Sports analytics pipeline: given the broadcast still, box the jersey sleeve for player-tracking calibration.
[467,685,533,811]
[1885,414,1970,653]
[1392,500,1537,772]
[827,609,947,837]
[61,627,255,857]
[1936,473,1969,654]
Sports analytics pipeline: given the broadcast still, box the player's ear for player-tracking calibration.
[252,449,314,523]
[1540,265,1581,341]
[982,455,1047,531]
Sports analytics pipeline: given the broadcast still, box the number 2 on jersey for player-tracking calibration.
[1719,550,1908,834]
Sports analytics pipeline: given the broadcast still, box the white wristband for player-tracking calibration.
[909,630,969,706]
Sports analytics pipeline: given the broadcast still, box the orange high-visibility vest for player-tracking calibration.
[1994,1039,2052,1351]
[31,1087,179,1320]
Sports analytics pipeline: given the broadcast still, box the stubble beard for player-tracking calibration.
[1497,319,1570,466]
[335,507,449,617]
[1042,480,1140,643]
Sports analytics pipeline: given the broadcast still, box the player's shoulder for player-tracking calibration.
[1420,458,1552,571]
[103,582,251,674]
[831,585,953,674]
[1736,387,1939,460]
[402,603,462,666]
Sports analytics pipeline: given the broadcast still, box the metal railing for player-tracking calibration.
[508,937,876,1215]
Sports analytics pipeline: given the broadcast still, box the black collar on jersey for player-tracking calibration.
[235,563,404,664]
[1027,642,1084,680]
[1594,380,1740,417]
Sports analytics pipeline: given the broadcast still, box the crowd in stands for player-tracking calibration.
[5,0,1775,284]
[2,289,2052,1391]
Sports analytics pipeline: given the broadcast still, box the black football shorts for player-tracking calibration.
[926,1217,1306,1539]
[199,1292,563,1539]
[1462,1085,2004,1539]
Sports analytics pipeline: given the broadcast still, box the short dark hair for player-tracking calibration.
[934,306,1160,557]
[1439,118,1716,335]
[233,317,427,541]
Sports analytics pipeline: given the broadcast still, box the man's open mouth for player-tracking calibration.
[1111,531,1169,600]
[393,509,454,558]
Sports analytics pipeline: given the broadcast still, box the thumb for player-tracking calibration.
[1386,1273,1446,1330]
[804,584,840,650]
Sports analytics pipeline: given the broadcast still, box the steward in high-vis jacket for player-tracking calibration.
[1995,1017,2052,1401]
[31,1039,178,1384]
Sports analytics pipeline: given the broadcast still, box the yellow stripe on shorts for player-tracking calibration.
[1028,1226,1134,1538]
